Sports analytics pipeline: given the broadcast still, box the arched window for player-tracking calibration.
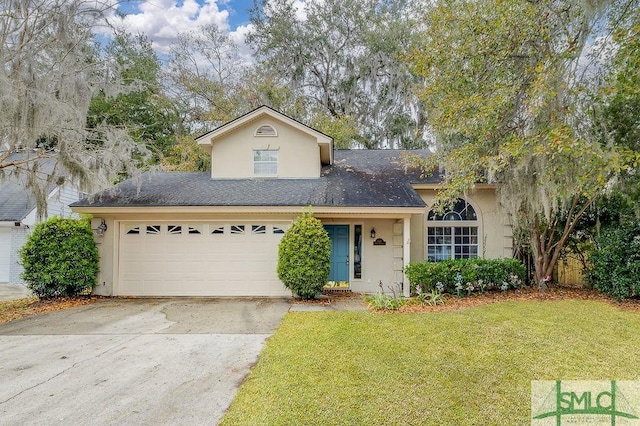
[427,199,479,261]
[254,124,277,137]
[427,199,477,221]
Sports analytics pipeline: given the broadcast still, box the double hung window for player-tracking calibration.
[427,199,479,261]
[253,150,278,176]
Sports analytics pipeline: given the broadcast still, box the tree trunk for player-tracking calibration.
[528,196,598,290]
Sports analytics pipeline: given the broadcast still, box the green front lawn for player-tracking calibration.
[221,300,640,425]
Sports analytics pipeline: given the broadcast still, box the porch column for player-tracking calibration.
[403,217,411,297]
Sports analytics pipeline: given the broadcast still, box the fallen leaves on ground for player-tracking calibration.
[2,287,639,325]
[398,286,640,313]
[292,298,333,305]
[0,296,100,325]
[291,290,358,305]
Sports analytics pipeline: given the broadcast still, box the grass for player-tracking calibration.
[221,300,640,425]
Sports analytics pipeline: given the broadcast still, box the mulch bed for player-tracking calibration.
[0,296,100,324]
[399,286,640,313]
[293,286,640,313]
[289,289,359,305]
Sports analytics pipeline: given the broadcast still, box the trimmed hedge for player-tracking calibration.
[405,258,526,295]
[20,216,99,299]
[277,211,331,299]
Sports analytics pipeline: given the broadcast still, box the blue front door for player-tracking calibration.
[324,225,350,282]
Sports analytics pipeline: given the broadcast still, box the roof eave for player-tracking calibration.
[411,183,500,190]
[71,205,426,216]
[0,220,26,227]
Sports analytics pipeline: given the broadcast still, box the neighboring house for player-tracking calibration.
[0,153,80,285]
[71,106,513,297]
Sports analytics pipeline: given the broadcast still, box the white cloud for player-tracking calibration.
[229,23,256,65]
[293,0,307,21]
[263,0,308,21]
[95,0,326,66]
[103,0,249,56]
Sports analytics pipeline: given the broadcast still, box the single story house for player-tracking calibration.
[0,152,80,284]
[71,106,513,297]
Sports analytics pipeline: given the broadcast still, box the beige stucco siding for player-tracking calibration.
[91,215,116,295]
[210,117,321,179]
[409,213,425,262]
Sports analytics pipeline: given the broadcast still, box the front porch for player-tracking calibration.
[318,215,413,297]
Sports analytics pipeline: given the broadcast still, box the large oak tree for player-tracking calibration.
[407,0,639,284]
[248,0,427,148]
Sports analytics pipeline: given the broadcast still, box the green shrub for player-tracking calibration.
[277,211,331,299]
[587,224,640,300]
[20,216,99,299]
[405,258,526,295]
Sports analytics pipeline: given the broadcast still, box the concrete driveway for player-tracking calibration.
[0,298,291,425]
[0,283,32,301]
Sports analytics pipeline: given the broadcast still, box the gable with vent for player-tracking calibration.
[195,106,333,179]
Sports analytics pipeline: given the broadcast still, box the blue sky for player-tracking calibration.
[221,0,255,29]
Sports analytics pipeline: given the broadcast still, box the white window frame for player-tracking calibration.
[253,150,278,176]
[426,199,479,261]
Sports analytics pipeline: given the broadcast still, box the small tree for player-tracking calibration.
[20,217,99,299]
[277,211,331,299]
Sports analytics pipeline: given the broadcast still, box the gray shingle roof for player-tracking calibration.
[0,152,59,221]
[73,150,438,209]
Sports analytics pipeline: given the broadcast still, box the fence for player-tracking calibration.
[555,253,588,287]
[515,246,588,287]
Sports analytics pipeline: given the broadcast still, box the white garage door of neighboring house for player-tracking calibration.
[0,228,11,282]
[118,222,290,296]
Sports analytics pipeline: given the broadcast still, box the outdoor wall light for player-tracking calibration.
[370,228,376,239]
[94,219,108,236]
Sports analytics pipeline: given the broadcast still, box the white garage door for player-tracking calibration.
[118,222,290,296]
[0,228,11,282]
